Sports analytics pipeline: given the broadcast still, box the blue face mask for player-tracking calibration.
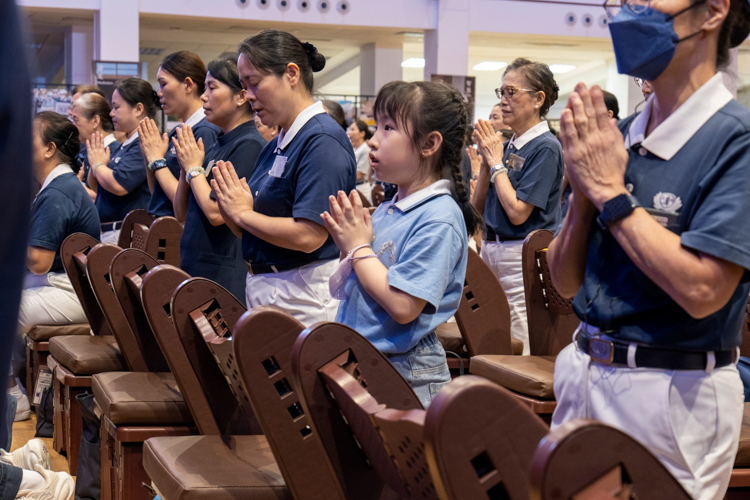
[608,2,704,81]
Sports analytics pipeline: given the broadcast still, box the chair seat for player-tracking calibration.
[735,403,750,467]
[435,322,524,356]
[49,335,124,375]
[143,435,291,500]
[27,323,91,342]
[470,355,556,399]
[93,371,192,426]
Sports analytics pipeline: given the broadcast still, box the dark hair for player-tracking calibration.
[503,58,559,118]
[114,78,160,119]
[374,81,482,236]
[714,0,750,68]
[322,100,347,130]
[354,119,373,140]
[72,85,104,98]
[35,111,81,172]
[73,93,115,133]
[161,51,208,96]
[238,30,325,95]
[207,57,253,116]
[601,90,620,120]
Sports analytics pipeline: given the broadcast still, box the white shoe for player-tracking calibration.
[0,438,51,470]
[10,382,31,421]
[16,465,74,500]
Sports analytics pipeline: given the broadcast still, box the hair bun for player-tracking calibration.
[303,41,326,72]
[552,81,560,92]
[151,89,162,108]
[729,0,750,47]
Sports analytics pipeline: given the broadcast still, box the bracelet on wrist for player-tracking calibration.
[347,243,372,258]
[92,162,107,175]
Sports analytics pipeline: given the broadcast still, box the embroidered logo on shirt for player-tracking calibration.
[376,240,397,264]
[653,192,682,213]
[625,183,634,193]
[170,146,176,156]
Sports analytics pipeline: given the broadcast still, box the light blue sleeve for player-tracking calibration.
[387,222,465,313]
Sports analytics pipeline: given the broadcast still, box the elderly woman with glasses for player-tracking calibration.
[547,0,750,496]
[471,58,563,354]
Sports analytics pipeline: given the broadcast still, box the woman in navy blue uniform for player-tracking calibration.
[471,58,563,355]
[172,57,265,301]
[139,51,220,218]
[86,78,159,243]
[212,30,356,326]
[11,112,100,421]
[70,92,120,202]
[549,0,750,497]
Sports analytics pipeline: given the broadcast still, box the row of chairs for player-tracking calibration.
[23,208,750,498]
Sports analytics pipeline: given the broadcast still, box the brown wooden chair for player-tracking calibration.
[358,189,372,208]
[372,183,385,206]
[423,375,548,500]
[144,306,347,500]
[129,216,182,268]
[728,403,750,498]
[292,321,423,499]
[50,239,126,470]
[529,419,691,500]
[435,248,521,374]
[95,262,194,500]
[116,209,154,249]
[469,230,577,419]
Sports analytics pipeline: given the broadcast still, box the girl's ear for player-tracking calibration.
[135,102,145,119]
[285,63,301,88]
[421,131,443,159]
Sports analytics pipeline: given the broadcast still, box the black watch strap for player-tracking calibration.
[597,193,641,231]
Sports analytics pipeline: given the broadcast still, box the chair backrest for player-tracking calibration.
[453,248,513,356]
[319,360,437,499]
[423,375,548,500]
[357,189,372,208]
[291,322,422,500]
[529,419,691,500]
[168,276,260,435]
[109,248,170,372]
[116,209,154,248]
[61,233,111,336]
[130,216,183,268]
[372,184,385,206]
[230,307,345,500]
[522,230,578,356]
[85,243,127,343]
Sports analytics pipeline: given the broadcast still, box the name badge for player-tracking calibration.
[206,160,216,174]
[644,207,680,234]
[269,156,287,178]
[507,153,525,171]
[114,157,121,164]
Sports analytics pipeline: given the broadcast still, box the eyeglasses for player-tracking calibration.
[495,87,537,100]
[602,0,651,20]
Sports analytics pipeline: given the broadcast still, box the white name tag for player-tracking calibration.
[114,157,121,164]
[269,156,287,178]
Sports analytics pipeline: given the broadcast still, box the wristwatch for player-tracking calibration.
[186,167,205,184]
[490,164,508,183]
[596,193,641,230]
[148,158,167,172]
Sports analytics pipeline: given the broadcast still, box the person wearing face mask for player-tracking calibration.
[86,78,160,243]
[547,0,750,497]
[211,30,356,327]
[139,51,221,218]
[471,58,563,355]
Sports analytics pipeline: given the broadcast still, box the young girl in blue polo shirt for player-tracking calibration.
[322,81,481,407]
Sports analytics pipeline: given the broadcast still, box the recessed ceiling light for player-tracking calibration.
[401,58,425,68]
[549,64,576,74]
[473,61,507,72]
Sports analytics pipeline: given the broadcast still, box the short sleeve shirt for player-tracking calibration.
[148,116,220,217]
[336,181,468,354]
[30,172,100,273]
[95,135,150,223]
[574,98,750,351]
[354,142,371,179]
[76,137,122,190]
[179,120,265,301]
[242,112,357,268]
[483,130,563,240]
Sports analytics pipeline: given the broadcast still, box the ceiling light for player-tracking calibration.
[401,58,425,68]
[549,64,576,74]
[473,61,507,71]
